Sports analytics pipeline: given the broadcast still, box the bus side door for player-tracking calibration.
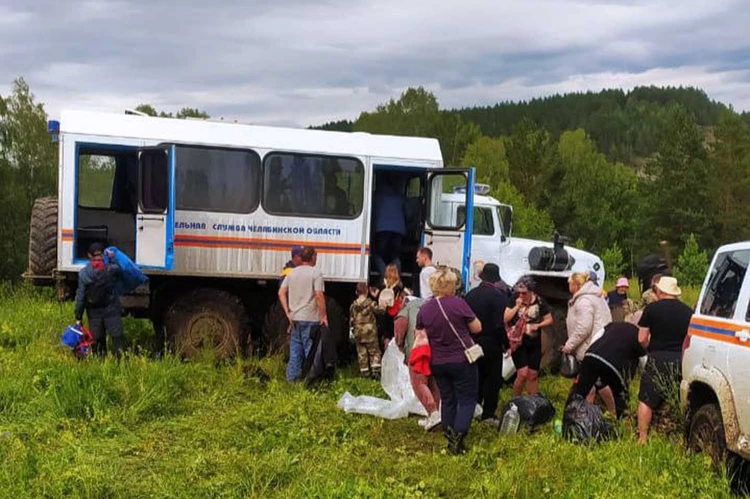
[136,146,175,270]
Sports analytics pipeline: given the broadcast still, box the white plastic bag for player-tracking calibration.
[502,352,516,380]
[337,342,428,419]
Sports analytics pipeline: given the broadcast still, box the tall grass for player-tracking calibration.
[0,287,731,498]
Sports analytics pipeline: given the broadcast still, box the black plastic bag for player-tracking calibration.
[499,394,556,430]
[304,326,337,386]
[562,394,614,444]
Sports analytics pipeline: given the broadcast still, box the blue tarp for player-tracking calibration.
[104,246,148,295]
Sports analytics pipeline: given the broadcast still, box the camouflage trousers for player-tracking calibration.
[354,323,381,375]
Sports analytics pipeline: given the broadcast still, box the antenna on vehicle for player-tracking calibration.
[124,109,149,117]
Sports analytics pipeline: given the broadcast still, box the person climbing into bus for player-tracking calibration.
[371,172,407,277]
[74,242,125,357]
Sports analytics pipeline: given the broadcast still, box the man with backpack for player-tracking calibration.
[74,242,125,356]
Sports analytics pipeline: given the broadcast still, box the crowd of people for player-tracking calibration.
[74,238,693,455]
[274,242,693,454]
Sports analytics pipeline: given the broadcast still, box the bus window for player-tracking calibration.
[262,153,364,219]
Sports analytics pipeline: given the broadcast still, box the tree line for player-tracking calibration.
[318,86,750,282]
[1,78,749,283]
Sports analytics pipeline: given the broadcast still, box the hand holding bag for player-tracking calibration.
[560,354,580,378]
[436,298,484,364]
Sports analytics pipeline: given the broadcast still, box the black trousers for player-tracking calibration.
[477,341,504,419]
[573,355,628,417]
[432,362,478,434]
[88,313,124,356]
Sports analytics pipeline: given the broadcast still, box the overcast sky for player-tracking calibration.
[2,0,749,127]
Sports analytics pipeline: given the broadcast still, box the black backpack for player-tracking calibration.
[85,266,115,308]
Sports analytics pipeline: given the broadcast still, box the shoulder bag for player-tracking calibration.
[436,298,484,364]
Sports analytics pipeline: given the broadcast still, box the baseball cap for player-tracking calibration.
[291,246,304,257]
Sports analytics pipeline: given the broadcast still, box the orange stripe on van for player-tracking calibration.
[689,328,750,347]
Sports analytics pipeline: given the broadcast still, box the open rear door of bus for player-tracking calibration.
[136,145,175,270]
[424,167,475,291]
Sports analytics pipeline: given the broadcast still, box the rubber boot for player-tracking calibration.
[445,427,467,455]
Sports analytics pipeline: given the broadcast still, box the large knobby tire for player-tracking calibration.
[688,403,750,494]
[688,404,727,472]
[262,296,347,358]
[165,288,248,360]
[28,196,58,281]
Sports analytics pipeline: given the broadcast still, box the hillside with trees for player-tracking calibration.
[2,80,749,282]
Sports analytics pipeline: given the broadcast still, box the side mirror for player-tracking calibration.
[499,204,513,239]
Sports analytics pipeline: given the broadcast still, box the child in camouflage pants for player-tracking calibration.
[350,282,382,378]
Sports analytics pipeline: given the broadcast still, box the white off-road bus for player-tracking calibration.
[28,110,603,364]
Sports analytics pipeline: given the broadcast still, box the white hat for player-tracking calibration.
[655,276,681,296]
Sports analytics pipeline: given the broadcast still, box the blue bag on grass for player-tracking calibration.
[61,325,85,349]
[104,246,148,295]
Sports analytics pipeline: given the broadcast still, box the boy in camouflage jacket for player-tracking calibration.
[350,282,382,378]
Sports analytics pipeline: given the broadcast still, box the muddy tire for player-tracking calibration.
[262,296,348,359]
[28,196,58,282]
[165,288,248,360]
[688,403,726,471]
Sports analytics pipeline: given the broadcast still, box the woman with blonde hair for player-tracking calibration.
[374,263,405,348]
[562,272,612,361]
[416,267,482,454]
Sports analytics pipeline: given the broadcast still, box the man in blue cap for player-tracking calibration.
[282,246,304,279]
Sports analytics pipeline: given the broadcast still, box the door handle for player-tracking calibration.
[735,329,750,342]
[138,215,165,222]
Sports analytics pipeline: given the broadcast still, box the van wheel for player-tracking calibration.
[262,297,347,359]
[28,196,58,282]
[541,304,567,373]
[165,288,248,360]
[262,301,290,357]
[688,403,726,471]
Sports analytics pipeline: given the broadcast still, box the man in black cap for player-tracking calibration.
[74,242,125,356]
[465,263,509,422]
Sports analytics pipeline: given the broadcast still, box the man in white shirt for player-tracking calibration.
[416,247,437,300]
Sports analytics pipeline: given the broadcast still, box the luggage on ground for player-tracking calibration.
[562,394,614,444]
[499,394,556,430]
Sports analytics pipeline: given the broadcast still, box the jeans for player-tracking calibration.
[432,362,478,434]
[287,321,317,381]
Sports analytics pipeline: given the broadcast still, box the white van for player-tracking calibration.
[681,241,750,492]
[28,110,603,360]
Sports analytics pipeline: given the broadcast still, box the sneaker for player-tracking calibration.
[424,411,442,431]
[473,404,484,419]
[417,418,428,428]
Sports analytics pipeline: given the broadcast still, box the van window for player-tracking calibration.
[262,153,363,218]
[175,146,261,213]
[699,249,750,319]
[77,146,138,212]
[457,206,495,236]
[139,149,169,213]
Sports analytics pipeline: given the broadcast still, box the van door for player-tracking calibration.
[136,146,175,269]
[424,168,475,290]
[695,245,750,434]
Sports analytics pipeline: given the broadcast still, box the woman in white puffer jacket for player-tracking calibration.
[563,272,612,361]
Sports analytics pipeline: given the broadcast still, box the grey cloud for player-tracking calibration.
[1,0,749,126]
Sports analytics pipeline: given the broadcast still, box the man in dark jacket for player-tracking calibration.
[74,243,125,356]
[465,263,509,422]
